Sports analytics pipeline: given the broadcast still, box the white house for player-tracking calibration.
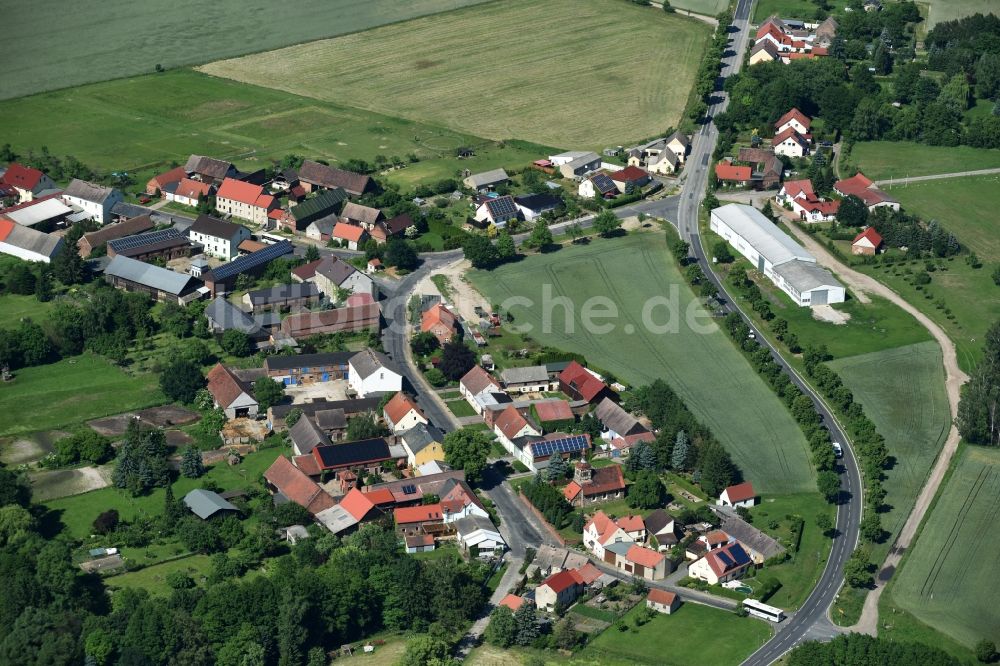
[665,131,691,164]
[583,510,637,560]
[348,349,402,397]
[455,515,506,557]
[1,164,56,203]
[775,108,812,136]
[0,219,63,263]
[309,255,378,300]
[710,204,845,306]
[188,214,250,260]
[215,177,278,225]
[646,589,681,615]
[772,128,810,158]
[688,542,753,585]
[776,180,839,222]
[578,172,618,199]
[61,179,123,225]
[718,482,757,508]
[206,363,259,420]
[382,392,427,433]
[493,405,541,457]
[473,195,519,229]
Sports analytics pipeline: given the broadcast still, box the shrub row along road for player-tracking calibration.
[668,0,864,662]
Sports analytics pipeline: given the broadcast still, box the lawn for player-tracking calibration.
[926,0,998,27]
[882,174,1000,259]
[0,294,56,329]
[848,141,1000,180]
[199,0,710,148]
[753,0,847,21]
[104,555,214,596]
[891,445,1000,649]
[582,603,771,666]
[829,342,951,561]
[0,69,547,194]
[0,354,166,437]
[468,232,814,494]
[45,448,282,539]
[1,0,493,100]
[446,399,478,418]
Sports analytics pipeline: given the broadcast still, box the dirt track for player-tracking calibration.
[784,223,968,635]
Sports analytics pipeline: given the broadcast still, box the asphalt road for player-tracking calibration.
[662,0,864,661]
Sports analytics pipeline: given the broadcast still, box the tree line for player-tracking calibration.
[958,320,1000,446]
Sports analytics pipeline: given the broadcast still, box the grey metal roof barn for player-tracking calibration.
[463,168,509,189]
[772,260,842,294]
[183,489,239,520]
[104,255,195,296]
[711,204,813,266]
[204,296,262,335]
[500,366,549,385]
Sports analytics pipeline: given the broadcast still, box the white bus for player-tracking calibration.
[258,232,286,245]
[743,599,785,623]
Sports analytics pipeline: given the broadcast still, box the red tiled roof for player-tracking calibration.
[263,456,334,514]
[772,127,809,148]
[647,589,677,606]
[580,465,625,497]
[363,487,396,506]
[291,258,323,281]
[801,199,840,216]
[495,405,534,441]
[782,179,815,200]
[332,222,366,242]
[715,162,752,182]
[576,562,603,585]
[238,239,268,253]
[174,177,213,200]
[461,366,500,395]
[812,46,829,56]
[559,361,609,402]
[705,529,730,546]
[421,303,458,338]
[384,392,421,426]
[835,172,874,193]
[853,227,883,247]
[562,481,582,502]
[0,218,15,242]
[723,481,756,503]
[339,488,376,521]
[786,52,816,60]
[217,177,276,209]
[206,363,250,409]
[704,542,751,577]
[534,400,573,422]
[405,534,435,548]
[617,515,645,533]
[1,163,46,190]
[541,568,584,594]
[499,594,526,611]
[294,453,321,477]
[149,166,187,189]
[627,544,664,568]
[610,165,649,182]
[584,510,612,535]
[394,503,443,524]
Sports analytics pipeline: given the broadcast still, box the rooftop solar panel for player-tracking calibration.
[402,484,417,494]
[487,196,517,218]
[107,228,182,253]
[530,434,589,457]
[207,240,293,281]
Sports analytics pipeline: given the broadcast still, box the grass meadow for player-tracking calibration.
[926,0,999,27]
[468,232,815,494]
[670,0,731,14]
[0,354,165,437]
[199,0,710,149]
[829,342,951,560]
[849,141,1000,181]
[892,445,1000,649]
[0,69,550,192]
[753,0,848,21]
[1,0,492,100]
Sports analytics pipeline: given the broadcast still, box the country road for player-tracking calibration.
[783,222,969,636]
[874,167,1000,187]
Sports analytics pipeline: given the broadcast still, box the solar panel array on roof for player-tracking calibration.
[486,196,518,219]
[718,544,752,568]
[402,484,417,495]
[207,240,293,282]
[530,435,590,458]
[107,227,182,253]
[591,173,617,193]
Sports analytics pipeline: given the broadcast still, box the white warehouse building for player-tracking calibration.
[710,204,845,307]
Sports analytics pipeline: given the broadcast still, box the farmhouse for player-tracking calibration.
[716,509,786,564]
[76,214,155,258]
[736,148,783,190]
[749,39,780,65]
[459,366,510,415]
[340,202,383,230]
[62,179,123,224]
[280,189,347,232]
[455,515,506,557]
[714,161,752,187]
[215,178,277,225]
[104,255,199,303]
[852,227,883,256]
[582,510,638,558]
[644,509,678,550]
[280,302,380,338]
[289,416,331,457]
[647,589,681,615]
[776,179,839,222]
[370,213,413,243]
[1,163,56,202]
[0,218,63,262]
[493,405,542,455]
[718,481,757,508]
[710,204,845,306]
[421,303,459,345]
[304,255,377,300]
[315,488,383,536]
[602,543,668,580]
[688,542,753,585]
[183,489,239,520]
[399,423,445,467]
[562,460,624,506]
[515,193,562,222]
[184,155,237,184]
[772,127,810,158]
[463,168,509,192]
[775,108,812,136]
[331,222,368,250]
[244,282,320,313]
[535,569,584,612]
[263,455,335,514]
[559,361,614,405]
[500,366,552,394]
[578,172,618,199]
[107,228,193,262]
[348,349,402,397]
[297,160,374,197]
[609,165,650,193]
[188,214,250,260]
[383,392,427,433]
[206,363,259,420]
[167,178,215,207]
[200,241,294,296]
[594,398,647,440]
[146,166,187,196]
[834,172,899,212]
[473,195,519,228]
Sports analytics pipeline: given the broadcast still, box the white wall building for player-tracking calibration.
[188,214,250,260]
[61,179,123,225]
[710,204,845,307]
[348,349,402,397]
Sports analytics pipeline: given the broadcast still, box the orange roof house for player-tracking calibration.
[714,161,752,184]
[851,227,883,256]
[263,456,335,514]
[421,303,459,345]
[146,166,187,195]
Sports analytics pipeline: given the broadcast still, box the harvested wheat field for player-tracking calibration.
[199,0,709,148]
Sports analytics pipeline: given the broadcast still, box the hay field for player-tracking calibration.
[892,445,1000,647]
[199,0,710,148]
[1,0,492,100]
[468,233,814,494]
[926,0,999,28]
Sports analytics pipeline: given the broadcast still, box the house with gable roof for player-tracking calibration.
[184,155,237,184]
[582,510,635,559]
[400,423,445,467]
[146,166,187,196]
[383,392,427,433]
[834,172,899,212]
[1,164,56,203]
[493,405,542,455]
[0,218,63,263]
[647,589,681,614]
[215,178,278,225]
[308,254,377,300]
[563,461,625,507]
[462,168,509,192]
[62,179,123,224]
[559,361,614,405]
[297,160,374,197]
[188,214,250,260]
[473,194,519,228]
[772,127,811,158]
[206,363,259,420]
[688,541,753,584]
[459,366,511,415]
[315,487,383,535]
[578,172,618,199]
[718,481,757,508]
[852,227,883,256]
[263,455,335,515]
[348,349,402,397]
[331,222,369,250]
[535,569,585,611]
[776,179,840,222]
[421,303,459,345]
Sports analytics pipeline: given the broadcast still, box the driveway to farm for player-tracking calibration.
[783,222,969,637]
[873,167,1000,187]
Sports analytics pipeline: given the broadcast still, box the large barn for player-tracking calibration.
[710,204,845,307]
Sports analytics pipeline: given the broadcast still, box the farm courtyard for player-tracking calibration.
[468,231,815,494]
[198,0,710,149]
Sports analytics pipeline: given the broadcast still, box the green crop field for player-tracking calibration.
[199,0,710,149]
[753,0,847,21]
[0,69,550,192]
[671,0,731,14]
[468,232,815,493]
[0,354,165,437]
[583,603,771,666]
[2,0,492,100]
[892,445,1000,648]
[829,342,951,559]
[849,141,1000,181]
[926,0,999,27]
